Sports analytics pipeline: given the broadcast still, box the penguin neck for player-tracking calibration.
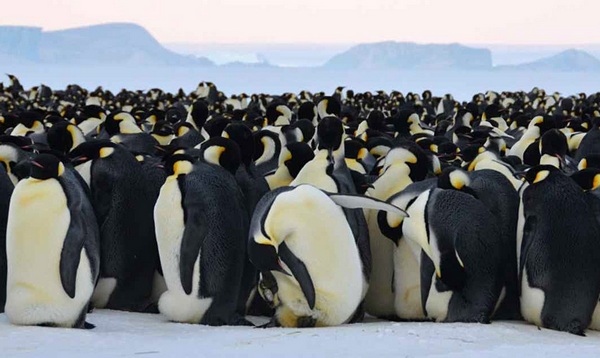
[368,163,413,201]
[266,166,293,190]
[256,136,279,166]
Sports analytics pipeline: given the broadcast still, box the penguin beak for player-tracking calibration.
[31,160,44,169]
[70,156,88,165]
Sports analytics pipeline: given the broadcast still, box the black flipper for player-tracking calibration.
[278,241,316,310]
[518,215,537,295]
[58,180,87,299]
[179,200,206,295]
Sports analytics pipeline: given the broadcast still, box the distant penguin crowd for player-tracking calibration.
[1,74,600,335]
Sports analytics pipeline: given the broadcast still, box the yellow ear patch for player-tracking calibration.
[282,148,292,163]
[173,160,193,176]
[178,126,189,137]
[203,146,226,166]
[579,159,588,170]
[357,148,368,160]
[430,144,438,153]
[386,212,403,229]
[449,171,467,190]
[99,147,115,158]
[478,147,485,154]
[593,175,600,190]
[57,162,65,177]
[114,113,126,121]
[222,131,230,139]
[135,155,145,162]
[533,170,550,183]
[254,235,275,247]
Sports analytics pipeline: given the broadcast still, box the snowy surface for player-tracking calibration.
[1,310,599,357]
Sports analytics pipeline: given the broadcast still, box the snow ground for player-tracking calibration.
[1,310,599,357]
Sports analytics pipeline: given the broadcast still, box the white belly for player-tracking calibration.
[363,216,396,317]
[5,178,94,327]
[520,267,545,327]
[424,273,453,322]
[270,190,364,326]
[394,239,425,319]
[154,177,210,323]
[588,300,600,330]
[75,160,93,188]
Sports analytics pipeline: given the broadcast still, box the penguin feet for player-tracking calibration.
[256,318,280,328]
[83,321,96,330]
[228,316,254,327]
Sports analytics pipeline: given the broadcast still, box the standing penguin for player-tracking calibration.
[155,139,250,325]
[520,165,600,335]
[249,184,407,327]
[5,154,99,328]
[385,186,505,323]
[437,167,520,319]
[69,141,160,312]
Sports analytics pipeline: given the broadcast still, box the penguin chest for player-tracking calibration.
[6,178,93,325]
[520,267,545,327]
[393,239,425,319]
[291,158,338,192]
[274,216,363,326]
[7,178,71,296]
[424,274,454,322]
[154,177,191,294]
[75,160,93,188]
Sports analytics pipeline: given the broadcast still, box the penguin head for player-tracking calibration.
[30,154,65,180]
[248,233,289,276]
[266,104,292,126]
[524,165,559,185]
[382,145,429,181]
[317,97,341,119]
[186,100,209,131]
[282,142,315,178]
[104,111,141,136]
[203,116,231,138]
[222,123,254,166]
[297,102,317,123]
[199,137,241,175]
[164,153,195,177]
[69,140,118,165]
[571,168,600,191]
[438,167,478,198]
[316,116,344,152]
[47,121,86,155]
[578,154,600,170]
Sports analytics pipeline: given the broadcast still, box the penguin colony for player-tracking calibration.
[1,74,600,336]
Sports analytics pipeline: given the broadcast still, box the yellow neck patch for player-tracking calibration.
[173,161,193,176]
[533,170,550,184]
[99,147,115,159]
[204,146,225,166]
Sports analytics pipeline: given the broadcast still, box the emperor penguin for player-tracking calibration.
[104,112,159,154]
[249,184,407,327]
[47,121,87,155]
[5,154,99,328]
[291,116,372,320]
[520,165,600,335]
[363,145,429,318]
[386,186,506,323]
[0,160,15,312]
[265,142,314,190]
[377,178,438,320]
[438,167,520,319]
[254,130,282,177]
[155,141,251,326]
[69,140,160,312]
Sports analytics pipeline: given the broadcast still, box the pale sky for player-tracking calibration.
[3,0,598,44]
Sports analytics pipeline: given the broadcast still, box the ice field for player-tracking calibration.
[1,310,600,357]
